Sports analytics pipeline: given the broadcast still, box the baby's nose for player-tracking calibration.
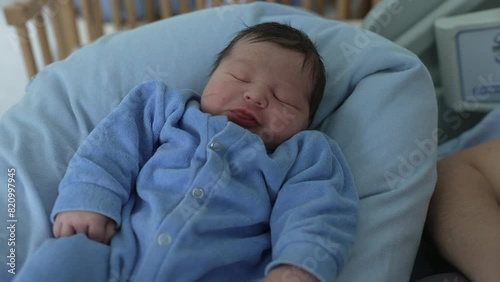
[243,87,269,108]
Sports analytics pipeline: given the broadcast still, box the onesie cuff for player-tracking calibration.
[50,183,123,227]
[265,241,340,282]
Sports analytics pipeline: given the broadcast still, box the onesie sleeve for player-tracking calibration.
[51,81,190,226]
[266,131,359,282]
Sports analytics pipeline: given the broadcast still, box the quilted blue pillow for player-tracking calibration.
[0,3,436,281]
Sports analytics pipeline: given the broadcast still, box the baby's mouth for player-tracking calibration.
[228,110,259,128]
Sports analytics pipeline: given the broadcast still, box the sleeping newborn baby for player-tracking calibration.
[14,22,359,282]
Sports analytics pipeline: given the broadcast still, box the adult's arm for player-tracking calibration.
[427,137,500,282]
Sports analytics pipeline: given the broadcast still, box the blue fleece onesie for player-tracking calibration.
[13,81,358,282]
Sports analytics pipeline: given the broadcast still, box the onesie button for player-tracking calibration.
[191,187,205,199]
[157,233,172,246]
[209,140,223,151]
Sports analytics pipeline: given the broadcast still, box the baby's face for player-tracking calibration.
[201,40,313,149]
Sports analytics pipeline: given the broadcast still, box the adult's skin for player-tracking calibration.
[427,138,500,282]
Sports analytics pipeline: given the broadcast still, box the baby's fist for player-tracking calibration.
[53,211,116,244]
[261,265,319,282]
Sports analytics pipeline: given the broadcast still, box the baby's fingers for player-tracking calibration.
[56,222,77,238]
[52,220,62,238]
[103,221,116,245]
[88,223,107,243]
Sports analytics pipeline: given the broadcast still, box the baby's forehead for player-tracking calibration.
[231,38,298,54]
[219,39,315,94]
[225,40,307,68]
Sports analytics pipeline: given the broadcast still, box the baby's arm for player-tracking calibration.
[53,211,116,245]
[51,82,188,232]
[267,132,359,282]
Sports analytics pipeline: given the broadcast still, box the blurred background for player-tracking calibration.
[0,0,28,117]
[0,0,370,117]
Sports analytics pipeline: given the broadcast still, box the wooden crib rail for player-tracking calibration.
[4,0,79,78]
[3,0,380,78]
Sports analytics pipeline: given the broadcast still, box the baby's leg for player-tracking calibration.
[12,233,110,282]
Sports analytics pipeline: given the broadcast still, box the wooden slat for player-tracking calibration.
[301,0,311,10]
[50,6,68,59]
[80,0,96,41]
[316,0,324,14]
[91,0,104,37]
[3,0,49,26]
[213,0,223,7]
[336,0,350,20]
[33,13,52,65]
[180,0,189,14]
[60,0,80,53]
[3,4,27,26]
[16,25,37,77]
[160,0,172,18]
[5,0,355,80]
[110,0,122,29]
[144,0,155,22]
[124,0,137,28]
[196,0,203,10]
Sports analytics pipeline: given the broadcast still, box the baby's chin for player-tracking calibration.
[232,125,278,151]
[253,130,286,151]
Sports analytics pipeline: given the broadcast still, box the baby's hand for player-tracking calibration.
[260,265,319,282]
[53,211,116,245]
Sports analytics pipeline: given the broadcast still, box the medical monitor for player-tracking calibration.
[435,8,500,111]
[362,0,500,112]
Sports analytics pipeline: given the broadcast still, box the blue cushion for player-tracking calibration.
[0,3,437,281]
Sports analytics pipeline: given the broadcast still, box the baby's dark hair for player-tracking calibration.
[210,22,326,122]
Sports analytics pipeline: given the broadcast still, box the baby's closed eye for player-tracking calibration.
[229,73,249,83]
